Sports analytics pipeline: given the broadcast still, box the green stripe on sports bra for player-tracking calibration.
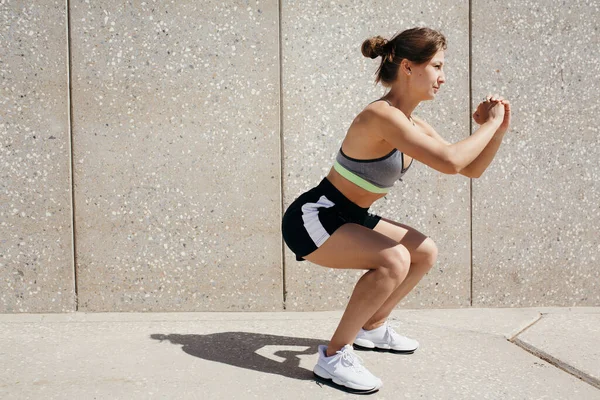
[333,161,389,194]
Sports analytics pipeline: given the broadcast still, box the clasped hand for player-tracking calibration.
[473,94,511,132]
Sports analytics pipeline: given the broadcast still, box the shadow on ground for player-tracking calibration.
[150,332,324,381]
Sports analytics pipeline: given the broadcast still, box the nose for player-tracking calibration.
[439,71,446,85]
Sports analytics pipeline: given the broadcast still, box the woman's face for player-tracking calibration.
[411,50,446,100]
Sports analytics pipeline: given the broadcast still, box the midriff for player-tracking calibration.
[325,166,387,208]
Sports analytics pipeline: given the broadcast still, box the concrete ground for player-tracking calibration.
[0,307,599,399]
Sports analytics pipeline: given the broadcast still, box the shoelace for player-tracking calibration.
[336,347,366,373]
[383,321,406,344]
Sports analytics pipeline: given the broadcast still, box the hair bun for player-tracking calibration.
[361,36,388,59]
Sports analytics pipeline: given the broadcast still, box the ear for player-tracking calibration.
[401,59,412,76]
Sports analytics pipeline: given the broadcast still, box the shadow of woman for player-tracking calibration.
[150,332,324,381]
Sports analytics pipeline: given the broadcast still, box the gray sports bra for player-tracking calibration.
[332,99,413,194]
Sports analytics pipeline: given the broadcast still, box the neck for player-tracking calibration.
[383,85,421,119]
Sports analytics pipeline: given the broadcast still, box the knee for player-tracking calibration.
[412,238,438,276]
[380,245,411,283]
[422,238,439,268]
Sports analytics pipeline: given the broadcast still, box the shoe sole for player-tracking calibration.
[353,343,417,354]
[313,365,381,394]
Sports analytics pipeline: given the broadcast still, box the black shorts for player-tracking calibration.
[281,177,382,261]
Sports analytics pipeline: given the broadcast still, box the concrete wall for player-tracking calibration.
[471,0,600,306]
[1,0,598,313]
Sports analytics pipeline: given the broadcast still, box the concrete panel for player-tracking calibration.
[70,1,282,311]
[514,313,600,388]
[472,1,600,306]
[0,2,74,312]
[2,309,599,398]
[282,2,471,310]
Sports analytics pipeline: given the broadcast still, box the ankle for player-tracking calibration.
[325,345,342,357]
[362,321,386,331]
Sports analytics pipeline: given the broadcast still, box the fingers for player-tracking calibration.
[484,94,509,107]
[489,94,501,102]
[484,93,505,102]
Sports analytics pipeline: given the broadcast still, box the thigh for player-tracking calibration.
[303,222,410,270]
[372,217,438,265]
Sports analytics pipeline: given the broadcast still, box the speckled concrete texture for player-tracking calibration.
[69,1,282,311]
[0,2,75,312]
[3,1,600,314]
[471,1,600,306]
[1,308,599,399]
[282,2,471,310]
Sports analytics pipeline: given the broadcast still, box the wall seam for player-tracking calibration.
[66,0,78,311]
[278,0,287,310]
[469,0,474,307]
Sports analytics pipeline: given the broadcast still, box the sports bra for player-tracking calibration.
[332,99,414,194]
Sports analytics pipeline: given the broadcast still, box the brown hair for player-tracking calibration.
[361,27,447,87]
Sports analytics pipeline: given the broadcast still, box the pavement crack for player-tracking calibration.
[507,312,543,341]
[510,337,600,390]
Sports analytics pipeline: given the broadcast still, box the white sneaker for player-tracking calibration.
[313,344,382,393]
[354,321,419,353]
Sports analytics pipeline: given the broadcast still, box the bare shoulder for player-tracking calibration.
[348,100,401,136]
[361,104,441,146]
[342,101,393,152]
[362,100,412,133]
[360,99,395,120]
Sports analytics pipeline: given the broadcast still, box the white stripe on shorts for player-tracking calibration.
[301,195,335,247]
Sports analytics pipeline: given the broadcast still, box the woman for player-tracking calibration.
[281,27,510,393]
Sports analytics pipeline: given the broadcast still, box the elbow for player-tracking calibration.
[448,163,461,175]
[445,149,477,177]
[445,159,461,175]
[458,165,482,179]
[444,148,461,175]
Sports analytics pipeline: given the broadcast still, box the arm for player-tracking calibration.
[373,107,501,175]
[413,116,505,178]
[460,130,506,178]
[463,98,511,177]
